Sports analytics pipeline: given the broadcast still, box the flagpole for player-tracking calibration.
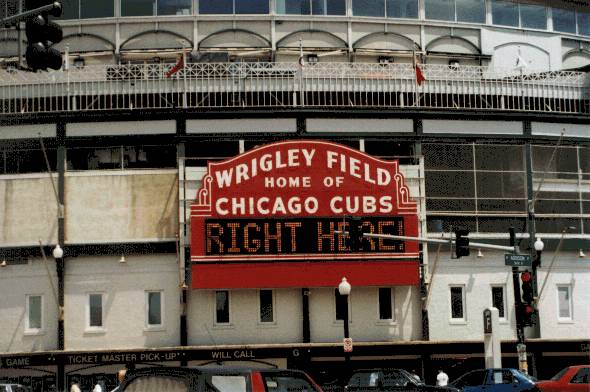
[413,49,418,106]
[182,47,187,108]
[299,38,304,107]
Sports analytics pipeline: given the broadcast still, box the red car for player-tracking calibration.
[536,365,590,392]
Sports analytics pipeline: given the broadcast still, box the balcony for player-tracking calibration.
[0,62,588,116]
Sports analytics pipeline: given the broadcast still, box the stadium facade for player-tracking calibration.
[1,0,589,391]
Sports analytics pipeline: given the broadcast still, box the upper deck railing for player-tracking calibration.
[0,62,588,116]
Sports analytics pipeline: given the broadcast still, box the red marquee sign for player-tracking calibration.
[190,140,419,289]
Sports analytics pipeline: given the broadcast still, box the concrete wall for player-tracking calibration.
[0,175,58,247]
[65,170,178,244]
[0,259,59,353]
[537,253,590,339]
[427,249,590,341]
[64,254,180,350]
[426,250,518,342]
[187,288,303,345]
[0,171,178,247]
[309,286,422,343]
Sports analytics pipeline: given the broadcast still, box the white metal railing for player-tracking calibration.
[0,62,588,115]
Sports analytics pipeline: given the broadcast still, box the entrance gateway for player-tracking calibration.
[190,140,420,288]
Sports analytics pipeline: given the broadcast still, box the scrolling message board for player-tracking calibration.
[190,140,419,289]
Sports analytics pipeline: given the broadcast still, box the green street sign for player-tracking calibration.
[505,254,532,267]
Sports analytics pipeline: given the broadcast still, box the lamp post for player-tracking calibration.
[338,277,351,364]
[533,237,544,267]
[52,244,63,259]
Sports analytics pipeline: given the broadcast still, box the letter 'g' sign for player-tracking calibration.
[484,309,492,334]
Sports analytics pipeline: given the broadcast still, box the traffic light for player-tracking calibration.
[24,1,63,71]
[520,270,533,303]
[520,271,535,326]
[454,228,470,258]
[348,217,363,252]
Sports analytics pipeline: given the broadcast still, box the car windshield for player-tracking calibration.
[550,367,570,381]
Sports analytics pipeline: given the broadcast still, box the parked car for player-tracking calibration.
[345,369,460,392]
[0,385,30,392]
[536,365,589,392]
[450,368,539,392]
[118,366,323,392]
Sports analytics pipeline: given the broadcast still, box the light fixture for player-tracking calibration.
[534,237,544,252]
[73,57,85,68]
[119,254,126,263]
[579,249,586,258]
[378,56,393,64]
[1,260,7,267]
[477,249,484,258]
[338,277,351,296]
[52,244,64,259]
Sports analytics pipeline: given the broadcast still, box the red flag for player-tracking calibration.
[415,64,425,86]
[166,55,184,78]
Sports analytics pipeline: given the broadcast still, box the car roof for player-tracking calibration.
[350,369,411,372]
[125,366,307,378]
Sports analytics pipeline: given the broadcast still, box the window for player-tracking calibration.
[578,12,590,36]
[456,0,485,23]
[1,0,19,19]
[158,0,192,15]
[121,0,155,16]
[146,291,163,328]
[66,144,177,170]
[520,3,546,29]
[215,290,230,324]
[1,147,56,174]
[557,285,572,320]
[553,7,576,33]
[53,0,117,19]
[26,295,43,332]
[492,0,519,27]
[491,0,546,29]
[425,0,454,21]
[199,0,269,14]
[81,0,115,18]
[453,370,486,388]
[491,286,505,319]
[261,374,318,392]
[571,368,590,384]
[259,289,274,323]
[450,286,465,320]
[57,0,79,19]
[378,288,394,320]
[335,289,348,321]
[352,0,385,17]
[121,0,192,16]
[88,293,104,329]
[488,369,515,384]
[386,0,417,18]
[276,0,344,15]
[125,376,188,392]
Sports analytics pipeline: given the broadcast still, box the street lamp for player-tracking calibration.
[533,237,544,267]
[338,277,351,364]
[52,244,63,259]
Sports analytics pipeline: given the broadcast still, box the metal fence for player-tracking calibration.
[0,62,588,115]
